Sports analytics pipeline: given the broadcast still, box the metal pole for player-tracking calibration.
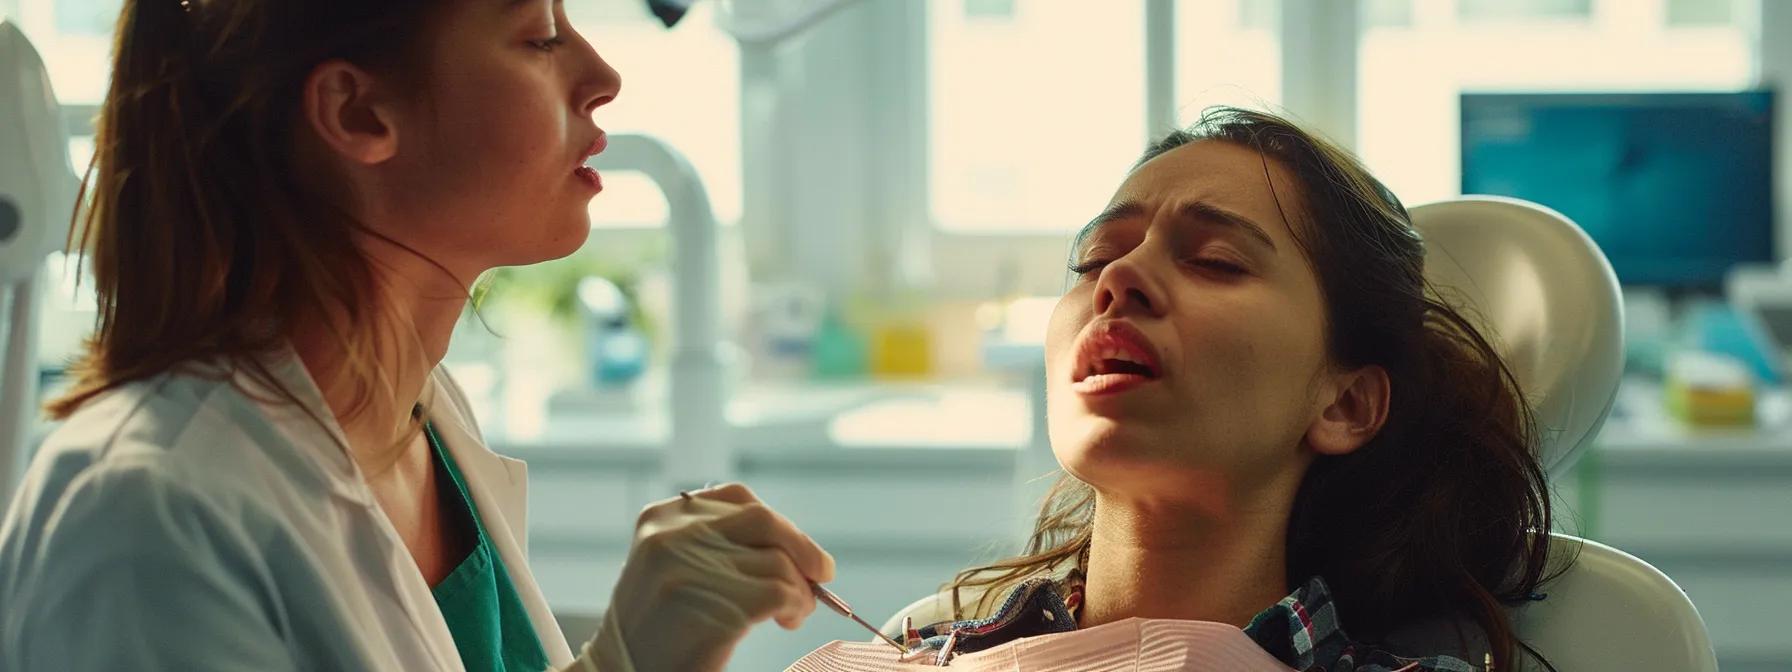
[1144,0,1177,144]
[0,269,43,503]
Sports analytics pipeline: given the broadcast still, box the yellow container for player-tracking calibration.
[1664,381,1756,427]
[869,322,934,379]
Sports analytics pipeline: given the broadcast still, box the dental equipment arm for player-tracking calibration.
[0,20,80,503]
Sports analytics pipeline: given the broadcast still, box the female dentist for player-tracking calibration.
[0,1,831,670]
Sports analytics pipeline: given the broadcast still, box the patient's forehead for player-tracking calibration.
[1101,140,1308,245]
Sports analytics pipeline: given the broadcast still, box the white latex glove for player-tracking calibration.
[564,483,835,672]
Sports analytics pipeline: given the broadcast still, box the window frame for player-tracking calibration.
[27,0,1780,297]
[913,0,1346,299]
[887,0,1770,299]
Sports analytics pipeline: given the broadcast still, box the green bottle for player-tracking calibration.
[811,309,867,380]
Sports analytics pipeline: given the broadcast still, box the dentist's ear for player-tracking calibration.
[1306,365,1391,456]
[300,59,399,166]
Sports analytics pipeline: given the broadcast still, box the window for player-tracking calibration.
[565,1,742,228]
[7,0,741,228]
[1357,0,1757,205]
[1174,0,1282,124]
[34,252,95,374]
[927,0,1282,234]
[10,0,117,105]
[1667,0,1744,26]
[1457,0,1591,23]
[9,1,741,424]
[928,0,1145,232]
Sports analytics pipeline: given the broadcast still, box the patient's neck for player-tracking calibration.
[1077,483,1295,630]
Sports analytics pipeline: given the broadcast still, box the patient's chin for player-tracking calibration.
[1072,461,1235,519]
[1053,421,1236,515]
[1053,419,1164,480]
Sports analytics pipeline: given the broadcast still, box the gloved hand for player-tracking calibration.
[566,483,835,672]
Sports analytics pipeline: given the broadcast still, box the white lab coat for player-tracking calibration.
[0,346,578,671]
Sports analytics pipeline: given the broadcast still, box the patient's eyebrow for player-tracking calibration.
[1172,201,1277,253]
[1073,200,1145,251]
[1073,199,1276,254]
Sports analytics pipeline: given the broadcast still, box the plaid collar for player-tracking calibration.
[1241,576,1485,672]
[907,574,1485,672]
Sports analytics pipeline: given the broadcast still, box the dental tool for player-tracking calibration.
[811,582,907,653]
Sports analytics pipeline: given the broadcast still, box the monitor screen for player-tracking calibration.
[1460,91,1775,288]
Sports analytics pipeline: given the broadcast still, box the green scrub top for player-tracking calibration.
[426,421,549,672]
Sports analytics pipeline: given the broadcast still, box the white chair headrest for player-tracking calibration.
[1410,196,1625,475]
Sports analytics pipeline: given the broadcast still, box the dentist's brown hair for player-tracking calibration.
[49,0,461,460]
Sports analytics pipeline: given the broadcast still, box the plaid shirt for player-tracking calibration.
[903,574,1484,671]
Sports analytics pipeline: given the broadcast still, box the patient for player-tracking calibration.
[882,108,1558,671]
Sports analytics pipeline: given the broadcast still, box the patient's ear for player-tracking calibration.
[1306,365,1390,456]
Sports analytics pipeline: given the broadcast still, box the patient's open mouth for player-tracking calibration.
[1071,322,1162,395]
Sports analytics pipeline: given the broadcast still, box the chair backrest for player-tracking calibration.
[1508,534,1719,672]
[1413,197,1716,671]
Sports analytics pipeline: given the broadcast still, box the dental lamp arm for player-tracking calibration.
[645,0,870,46]
[0,19,79,503]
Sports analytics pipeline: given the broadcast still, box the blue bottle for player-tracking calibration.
[578,276,648,388]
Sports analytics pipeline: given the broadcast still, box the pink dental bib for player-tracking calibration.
[787,617,1297,672]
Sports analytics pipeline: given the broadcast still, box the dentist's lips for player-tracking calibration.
[1070,321,1163,396]
[573,133,607,192]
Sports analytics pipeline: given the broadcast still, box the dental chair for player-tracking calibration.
[1415,196,1715,671]
[885,196,1717,671]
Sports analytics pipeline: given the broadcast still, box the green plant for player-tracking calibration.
[474,250,657,343]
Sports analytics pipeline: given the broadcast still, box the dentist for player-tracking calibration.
[0,1,829,670]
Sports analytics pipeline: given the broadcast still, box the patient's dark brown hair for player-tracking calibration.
[950,107,1562,670]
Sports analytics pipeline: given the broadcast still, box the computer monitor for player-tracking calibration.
[1460,91,1775,288]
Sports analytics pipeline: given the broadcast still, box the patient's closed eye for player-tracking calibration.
[1069,259,1110,278]
[1184,255,1247,275]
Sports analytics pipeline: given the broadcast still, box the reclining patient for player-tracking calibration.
[791,107,1559,671]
